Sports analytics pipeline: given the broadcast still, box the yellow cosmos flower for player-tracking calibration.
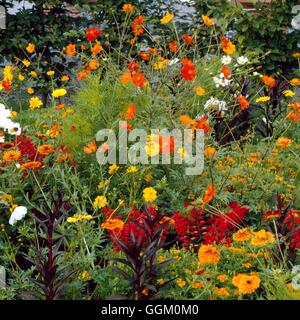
[52,88,67,98]
[283,90,295,97]
[18,74,25,81]
[93,196,107,209]
[143,187,157,202]
[232,228,251,242]
[27,87,34,94]
[67,214,93,223]
[160,11,174,24]
[22,59,31,67]
[126,166,138,173]
[153,57,169,70]
[250,229,275,246]
[30,71,38,78]
[108,163,119,175]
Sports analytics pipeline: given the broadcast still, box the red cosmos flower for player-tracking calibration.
[180,59,196,81]
[2,80,11,92]
[182,34,193,45]
[125,103,136,120]
[127,61,140,74]
[132,72,147,88]
[221,65,231,80]
[169,40,179,53]
[132,16,145,36]
[86,26,101,42]
[237,95,249,110]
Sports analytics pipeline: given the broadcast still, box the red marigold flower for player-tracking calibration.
[132,16,145,37]
[237,95,249,110]
[182,34,193,45]
[86,26,101,42]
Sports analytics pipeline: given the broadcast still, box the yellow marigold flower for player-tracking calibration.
[101,218,124,231]
[201,15,214,26]
[27,87,34,94]
[290,78,300,86]
[22,59,30,67]
[108,163,119,175]
[153,57,169,70]
[143,187,157,202]
[26,43,35,54]
[93,196,107,209]
[214,287,230,297]
[276,137,292,149]
[232,228,251,242]
[47,70,55,76]
[61,75,70,82]
[255,96,270,103]
[3,150,21,162]
[29,96,43,110]
[176,278,186,288]
[193,86,206,96]
[192,282,205,289]
[250,229,275,246]
[52,88,67,98]
[127,166,138,173]
[232,273,260,295]
[122,3,134,13]
[67,214,93,223]
[98,179,109,190]
[283,90,295,97]
[217,274,228,283]
[30,71,38,78]
[160,11,174,24]
[198,244,220,265]
[78,271,92,281]
[18,74,25,81]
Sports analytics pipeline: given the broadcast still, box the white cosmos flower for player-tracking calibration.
[237,56,249,65]
[168,58,179,66]
[221,55,232,65]
[9,206,28,226]
[0,104,11,119]
[204,97,227,112]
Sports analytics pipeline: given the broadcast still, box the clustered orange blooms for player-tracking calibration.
[287,101,300,123]
[262,75,276,88]
[132,16,145,37]
[65,44,76,57]
[83,141,97,154]
[180,58,196,81]
[169,40,179,53]
[139,48,157,61]
[237,95,250,111]
[125,103,136,120]
[182,34,193,45]
[221,65,231,80]
[220,37,236,55]
[120,61,147,89]
[179,114,212,134]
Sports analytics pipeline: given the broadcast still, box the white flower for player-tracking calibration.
[204,97,227,112]
[237,56,249,65]
[168,58,179,66]
[221,55,232,65]
[9,206,27,226]
[213,74,232,88]
[0,104,11,119]
[7,122,21,136]
[0,135,5,143]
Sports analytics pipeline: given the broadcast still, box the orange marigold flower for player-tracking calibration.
[89,59,100,70]
[38,144,54,156]
[101,218,124,231]
[276,137,292,149]
[65,44,76,57]
[232,228,251,242]
[77,70,87,81]
[289,78,300,86]
[56,153,73,163]
[204,146,217,159]
[237,95,249,110]
[49,124,59,138]
[83,141,97,154]
[132,16,144,37]
[132,72,147,88]
[120,72,133,85]
[262,75,276,88]
[86,26,101,42]
[169,40,179,53]
[125,103,136,120]
[21,161,42,170]
[2,80,11,92]
[220,37,236,55]
[202,184,215,203]
[122,3,134,13]
[232,273,260,295]
[182,34,193,45]
[91,42,102,55]
[3,150,21,162]
[198,244,220,265]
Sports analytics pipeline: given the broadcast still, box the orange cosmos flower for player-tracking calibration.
[202,184,215,203]
[193,115,212,134]
[132,72,147,88]
[77,70,87,81]
[179,115,196,126]
[56,153,73,162]
[127,61,140,74]
[262,75,276,88]
[1,80,11,92]
[21,161,42,170]
[65,44,76,57]
[237,95,249,110]
[221,65,231,79]
[3,150,21,162]
[198,244,220,265]
[204,146,217,159]
[49,124,59,138]
[26,43,36,54]
[83,141,97,154]
[220,37,236,55]
[120,72,132,85]
[181,59,196,81]
[182,34,193,45]
[125,103,136,120]
[89,59,100,70]
[101,218,124,231]
[91,42,102,55]
[169,40,179,53]
[289,78,300,86]
[38,144,54,156]
[122,3,134,13]
[132,16,144,36]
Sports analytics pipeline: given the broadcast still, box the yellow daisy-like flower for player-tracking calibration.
[283,90,295,97]
[98,179,109,190]
[27,87,34,94]
[143,187,157,202]
[93,196,107,209]
[144,135,160,157]
[198,244,220,265]
[153,57,169,70]
[78,271,92,281]
[250,229,275,246]
[193,86,206,96]
[29,96,43,110]
[232,273,260,295]
[47,70,55,76]
[67,214,93,223]
[61,75,70,82]
[127,166,138,173]
[108,163,119,175]
[22,59,31,67]
[276,137,292,149]
[18,74,25,81]
[255,96,270,103]
[232,228,251,242]
[52,88,67,98]
[30,71,38,78]
[214,287,230,297]
[176,278,186,288]
[160,11,174,24]
[217,274,228,283]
